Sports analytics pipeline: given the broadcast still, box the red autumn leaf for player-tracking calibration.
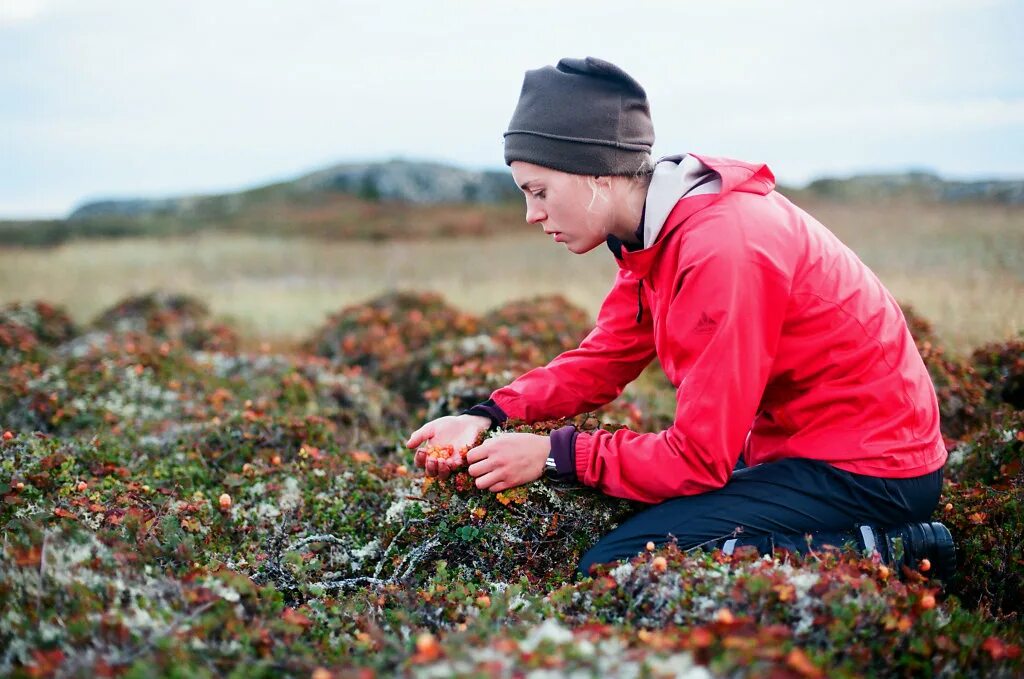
[38,453,67,470]
[281,607,313,629]
[14,545,42,567]
[687,627,714,649]
[349,450,373,463]
[982,636,1021,660]
[27,648,64,677]
[786,648,824,678]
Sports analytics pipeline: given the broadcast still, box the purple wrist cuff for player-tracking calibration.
[461,399,508,430]
[548,425,579,482]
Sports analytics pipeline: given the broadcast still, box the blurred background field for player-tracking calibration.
[2,195,1021,357]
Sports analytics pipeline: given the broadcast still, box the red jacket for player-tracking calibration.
[490,154,947,504]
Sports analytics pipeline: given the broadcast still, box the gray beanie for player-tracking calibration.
[503,56,654,176]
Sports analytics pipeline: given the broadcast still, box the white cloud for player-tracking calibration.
[712,98,1024,136]
[0,0,49,25]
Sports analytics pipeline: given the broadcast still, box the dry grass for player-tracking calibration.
[0,198,1021,357]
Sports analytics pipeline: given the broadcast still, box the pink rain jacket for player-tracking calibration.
[491,154,947,504]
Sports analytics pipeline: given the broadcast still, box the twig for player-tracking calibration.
[118,599,218,666]
[397,536,441,581]
[373,520,425,579]
[288,533,349,552]
[37,530,50,611]
[309,576,390,592]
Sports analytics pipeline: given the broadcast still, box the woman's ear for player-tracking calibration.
[592,175,613,188]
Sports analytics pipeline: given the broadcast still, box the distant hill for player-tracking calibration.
[801,171,1024,204]
[68,159,521,221]
[1,159,1021,248]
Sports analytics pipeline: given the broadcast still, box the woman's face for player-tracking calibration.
[510,161,615,254]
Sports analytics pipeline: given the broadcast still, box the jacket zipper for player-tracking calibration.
[635,279,644,324]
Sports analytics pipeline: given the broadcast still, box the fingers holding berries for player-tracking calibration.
[416,443,471,479]
[408,414,490,475]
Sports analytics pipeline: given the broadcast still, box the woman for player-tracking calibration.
[406,56,954,579]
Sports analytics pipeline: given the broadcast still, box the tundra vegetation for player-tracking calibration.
[0,290,1022,678]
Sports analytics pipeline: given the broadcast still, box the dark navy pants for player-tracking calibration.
[577,457,943,577]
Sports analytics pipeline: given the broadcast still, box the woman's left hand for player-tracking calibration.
[466,433,549,492]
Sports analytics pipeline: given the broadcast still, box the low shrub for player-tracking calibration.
[972,339,1024,410]
[93,291,238,352]
[0,291,1021,677]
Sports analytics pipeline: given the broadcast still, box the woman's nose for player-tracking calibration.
[525,204,546,224]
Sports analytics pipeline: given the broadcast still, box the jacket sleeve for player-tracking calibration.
[573,221,791,503]
[489,268,657,421]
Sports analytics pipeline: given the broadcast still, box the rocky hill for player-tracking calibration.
[68,159,521,221]
[805,171,1024,204]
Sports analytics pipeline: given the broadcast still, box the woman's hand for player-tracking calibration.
[466,432,549,492]
[406,414,490,479]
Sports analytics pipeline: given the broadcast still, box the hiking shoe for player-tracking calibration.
[875,521,957,582]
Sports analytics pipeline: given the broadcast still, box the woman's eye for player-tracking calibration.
[532,190,546,199]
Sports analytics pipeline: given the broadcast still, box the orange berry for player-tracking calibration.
[919,558,931,572]
[311,669,332,679]
[415,632,441,660]
[219,493,232,510]
[76,481,88,492]
[715,608,735,624]
[423,444,455,461]
[2,431,13,441]
[475,594,491,608]
[15,481,24,490]
[271,454,282,466]
[944,503,953,512]
[920,593,936,610]
[878,565,890,579]
[651,556,668,573]
[645,541,656,552]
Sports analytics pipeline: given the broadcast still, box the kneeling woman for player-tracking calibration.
[406,56,954,579]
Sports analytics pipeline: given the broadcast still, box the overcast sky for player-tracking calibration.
[2,0,1022,218]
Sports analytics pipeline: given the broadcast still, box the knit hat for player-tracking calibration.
[503,56,654,176]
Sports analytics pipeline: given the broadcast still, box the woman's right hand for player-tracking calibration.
[405,414,491,480]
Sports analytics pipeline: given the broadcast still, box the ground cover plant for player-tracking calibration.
[1,292,1022,677]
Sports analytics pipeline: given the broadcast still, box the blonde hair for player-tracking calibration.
[580,154,654,212]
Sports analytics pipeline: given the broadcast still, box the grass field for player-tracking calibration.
[1,198,1021,356]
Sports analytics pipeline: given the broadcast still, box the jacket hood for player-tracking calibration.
[642,153,776,248]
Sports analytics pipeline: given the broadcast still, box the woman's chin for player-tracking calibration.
[564,237,602,255]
